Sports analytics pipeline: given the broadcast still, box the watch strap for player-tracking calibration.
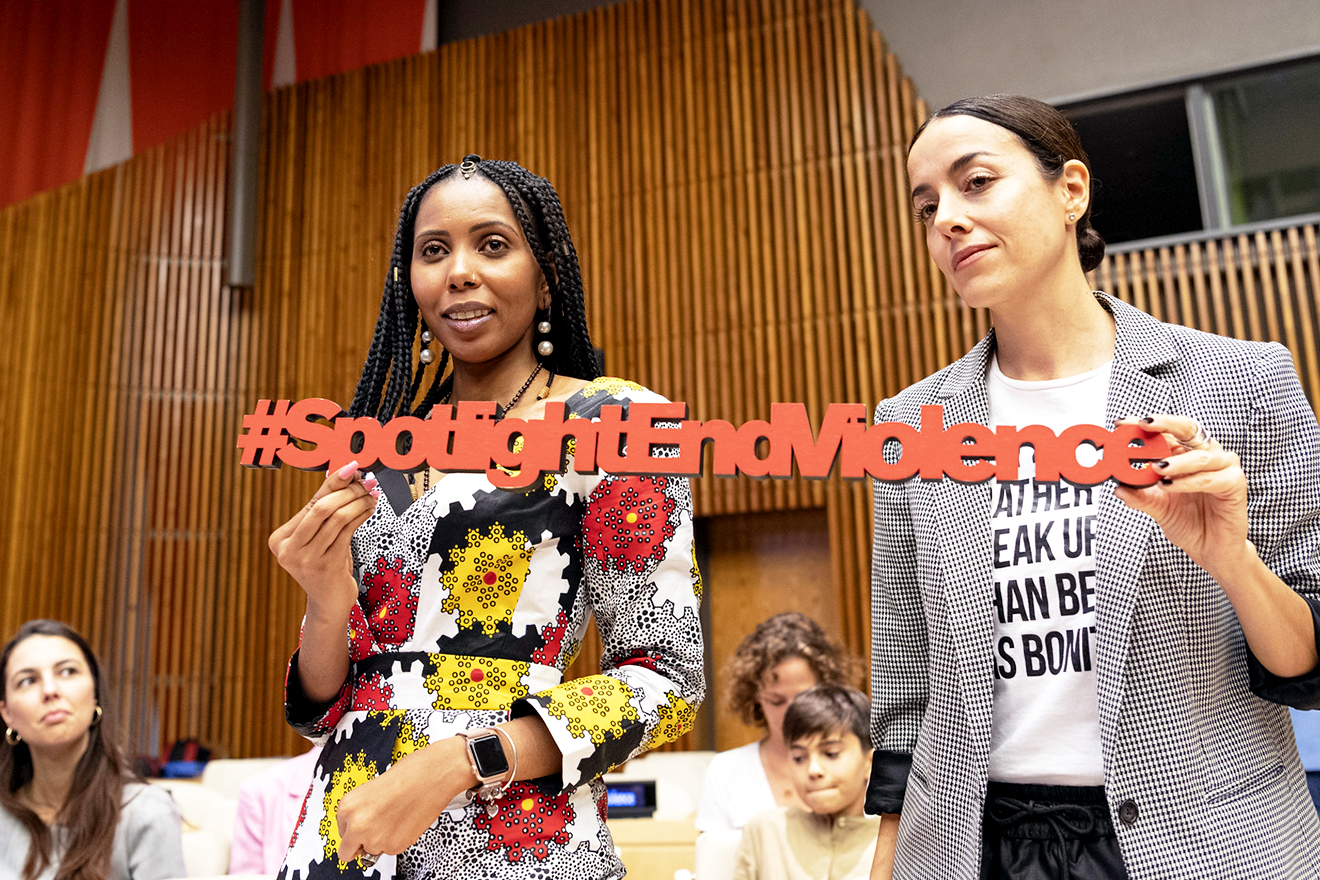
[457,727,514,802]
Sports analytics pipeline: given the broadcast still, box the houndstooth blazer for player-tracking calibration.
[866,293,1320,879]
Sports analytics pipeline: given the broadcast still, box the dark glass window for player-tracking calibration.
[1065,95,1203,244]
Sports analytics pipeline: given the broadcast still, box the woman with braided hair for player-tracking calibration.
[268,156,704,880]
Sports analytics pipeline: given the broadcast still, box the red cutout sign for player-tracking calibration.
[238,399,1169,489]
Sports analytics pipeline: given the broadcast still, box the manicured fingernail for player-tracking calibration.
[369,487,382,499]
[1154,460,1170,469]
[362,478,379,490]
[337,460,360,479]
[1140,417,1155,424]
[1160,477,1173,485]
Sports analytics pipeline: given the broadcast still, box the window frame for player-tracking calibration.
[1056,50,1320,252]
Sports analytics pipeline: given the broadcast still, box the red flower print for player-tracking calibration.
[351,671,393,711]
[531,611,572,667]
[346,604,381,663]
[362,557,420,645]
[581,477,677,573]
[291,789,309,846]
[616,649,662,674]
[473,783,574,862]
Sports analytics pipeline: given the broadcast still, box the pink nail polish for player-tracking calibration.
[337,460,360,480]
[362,479,379,491]
[369,487,382,499]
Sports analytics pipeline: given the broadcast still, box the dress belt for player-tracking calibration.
[349,650,563,711]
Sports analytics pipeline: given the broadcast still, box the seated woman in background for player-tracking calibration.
[697,612,858,832]
[0,620,185,880]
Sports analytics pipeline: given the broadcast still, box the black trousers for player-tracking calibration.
[980,782,1130,880]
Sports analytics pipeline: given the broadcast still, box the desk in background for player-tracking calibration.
[611,817,698,880]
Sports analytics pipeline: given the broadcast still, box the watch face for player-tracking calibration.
[470,734,510,779]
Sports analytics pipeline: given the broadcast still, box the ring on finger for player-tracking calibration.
[360,853,381,868]
[1184,423,1212,450]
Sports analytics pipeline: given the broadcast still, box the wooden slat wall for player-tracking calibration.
[1094,227,1320,405]
[0,0,1316,759]
[0,116,241,754]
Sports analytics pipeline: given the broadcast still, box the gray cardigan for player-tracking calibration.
[0,783,185,880]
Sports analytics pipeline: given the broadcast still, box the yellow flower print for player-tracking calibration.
[580,377,645,398]
[645,690,697,750]
[441,524,531,636]
[391,717,431,765]
[422,654,531,710]
[690,544,703,601]
[319,751,378,866]
[540,675,639,745]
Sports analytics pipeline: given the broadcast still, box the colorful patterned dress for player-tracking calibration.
[277,378,704,880]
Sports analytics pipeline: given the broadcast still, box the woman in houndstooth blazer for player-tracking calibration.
[866,95,1320,880]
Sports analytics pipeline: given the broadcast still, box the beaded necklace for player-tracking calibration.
[409,363,554,500]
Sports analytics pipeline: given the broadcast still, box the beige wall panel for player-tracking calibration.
[703,508,838,751]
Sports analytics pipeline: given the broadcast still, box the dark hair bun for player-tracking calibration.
[1078,226,1106,273]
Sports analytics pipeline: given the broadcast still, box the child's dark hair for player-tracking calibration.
[783,683,871,746]
[349,155,603,421]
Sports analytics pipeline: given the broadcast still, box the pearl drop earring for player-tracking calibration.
[420,327,435,364]
[537,319,554,357]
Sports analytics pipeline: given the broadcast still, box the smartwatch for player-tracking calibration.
[457,728,512,801]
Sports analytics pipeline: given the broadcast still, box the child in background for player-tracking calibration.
[733,685,879,880]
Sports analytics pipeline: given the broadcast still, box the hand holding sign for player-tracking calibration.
[267,460,380,619]
[1113,414,1249,580]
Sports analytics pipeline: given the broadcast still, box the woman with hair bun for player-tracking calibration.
[867,95,1320,879]
[697,612,857,832]
[0,620,184,880]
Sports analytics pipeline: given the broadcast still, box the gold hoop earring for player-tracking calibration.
[4,727,19,745]
[91,706,103,728]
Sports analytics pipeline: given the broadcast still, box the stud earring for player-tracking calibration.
[4,727,18,746]
[420,326,435,365]
[536,318,554,358]
[1068,212,1076,222]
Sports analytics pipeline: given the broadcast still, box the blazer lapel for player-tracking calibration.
[933,333,997,733]
[1093,294,1178,738]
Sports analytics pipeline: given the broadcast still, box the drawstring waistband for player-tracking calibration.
[984,783,1114,880]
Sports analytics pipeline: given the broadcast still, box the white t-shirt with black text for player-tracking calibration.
[985,354,1111,785]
